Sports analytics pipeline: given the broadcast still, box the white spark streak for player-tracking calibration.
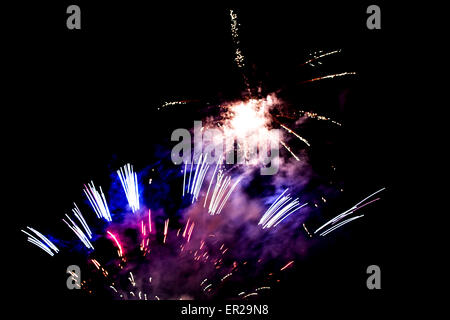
[117,163,140,213]
[259,189,308,228]
[62,213,94,250]
[302,49,342,66]
[280,124,310,147]
[72,203,92,239]
[21,227,59,256]
[128,272,136,287]
[208,171,242,215]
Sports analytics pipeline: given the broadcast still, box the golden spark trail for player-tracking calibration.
[280,124,311,147]
[300,72,356,84]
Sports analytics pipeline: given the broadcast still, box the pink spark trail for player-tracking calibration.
[106,231,124,257]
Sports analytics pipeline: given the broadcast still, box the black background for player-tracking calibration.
[3,1,408,317]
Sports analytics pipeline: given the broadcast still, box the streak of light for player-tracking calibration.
[300,49,341,66]
[187,222,195,242]
[255,287,271,291]
[106,231,123,257]
[163,219,169,244]
[62,214,94,250]
[148,209,152,233]
[299,110,342,126]
[204,156,222,207]
[128,272,136,287]
[21,227,59,256]
[259,189,308,228]
[117,163,140,213]
[319,214,365,236]
[280,140,300,161]
[280,124,311,147]
[314,187,385,234]
[208,173,243,215]
[303,223,312,237]
[72,203,92,238]
[280,260,294,271]
[84,181,112,221]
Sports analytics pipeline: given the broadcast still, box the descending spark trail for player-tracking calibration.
[208,171,230,214]
[229,9,245,69]
[314,187,386,235]
[107,231,123,257]
[163,219,169,244]
[182,161,187,197]
[280,140,300,161]
[84,181,112,222]
[183,218,191,238]
[204,156,222,207]
[91,259,101,269]
[221,273,232,282]
[19,9,386,301]
[141,220,146,236]
[300,72,357,84]
[280,260,294,271]
[117,163,140,213]
[62,213,94,250]
[72,203,92,239]
[255,286,271,292]
[259,189,308,228]
[20,162,385,300]
[280,124,310,147]
[229,9,251,95]
[303,223,312,238]
[187,222,195,243]
[188,154,210,203]
[319,214,365,236]
[181,153,241,215]
[221,97,276,158]
[148,209,152,233]
[21,227,59,256]
[157,100,187,110]
[298,110,342,127]
[301,49,342,67]
[128,272,136,287]
[207,171,243,215]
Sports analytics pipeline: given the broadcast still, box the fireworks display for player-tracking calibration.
[18,8,387,301]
